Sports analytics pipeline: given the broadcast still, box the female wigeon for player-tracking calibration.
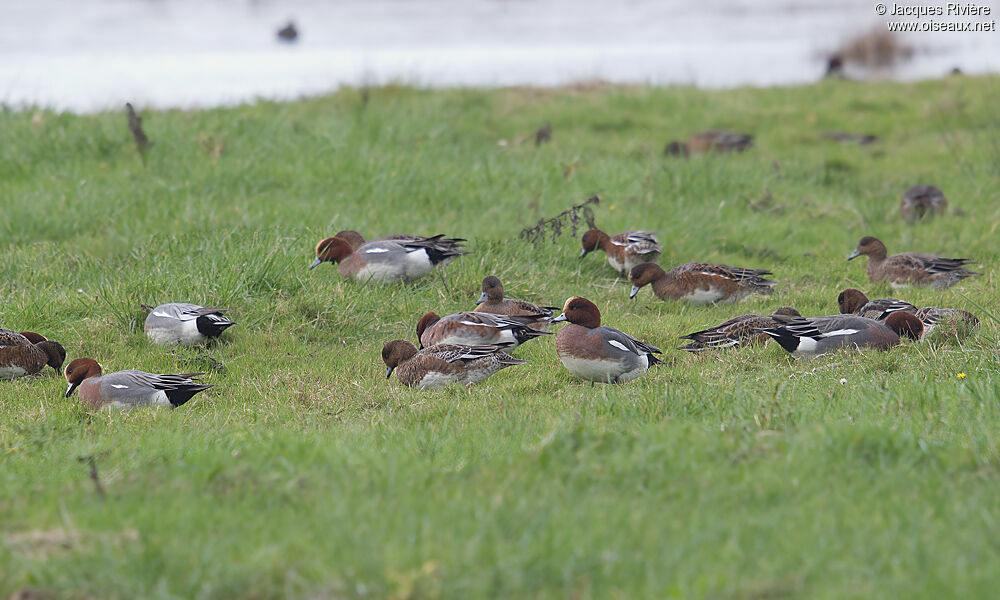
[64,357,211,410]
[0,329,66,379]
[665,131,753,156]
[836,288,916,320]
[552,296,662,384]
[310,235,468,284]
[914,307,979,338]
[334,230,467,253]
[677,307,802,352]
[848,236,981,289]
[416,311,550,349]
[629,262,776,304]
[899,185,947,223]
[761,311,923,358]
[382,340,527,389]
[474,276,555,331]
[579,229,661,276]
[144,303,236,346]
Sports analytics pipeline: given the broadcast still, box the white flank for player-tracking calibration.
[790,336,820,358]
[145,317,206,346]
[607,256,625,273]
[890,281,910,290]
[682,287,724,304]
[356,261,405,283]
[559,355,648,383]
[0,366,28,380]
[403,249,434,278]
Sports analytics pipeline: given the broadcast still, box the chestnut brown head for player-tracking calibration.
[628,263,667,299]
[64,357,102,398]
[885,311,924,341]
[309,237,353,269]
[334,230,366,250]
[664,140,689,157]
[478,276,504,304]
[551,296,601,329]
[837,288,870,314]
[382,339,419,378]
[848,236,888,261]
[415,312,441,348]
[579,229,609,257]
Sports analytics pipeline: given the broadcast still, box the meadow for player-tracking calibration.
[2,76,1000,599]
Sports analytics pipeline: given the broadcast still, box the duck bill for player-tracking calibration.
[65,381,80,398]
[308,257,323,270]
[629,285,641,299]
[578,248,590,258]
[551,313,568,323]
[385,366,394,379]
[847,250,861,261]
[476,292,488,305]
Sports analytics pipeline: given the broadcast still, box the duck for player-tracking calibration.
[629,262,776,304]
[836,288,916,320]
[474,275,555,330]
[63,357,211,410]
[334,230,467,253]
[579,229,661,276]
[143,303,236,346]
[761,311,923,358]
[382,340,527,389]
[665,131,753,156]
[552,296,662,383]
[416,311,550,349]
[310,235,468,283]
[900,185,947,223]
[0,329,66,379]
[914,306,979,338]
[677,307,802,352]
[848,236,981,289]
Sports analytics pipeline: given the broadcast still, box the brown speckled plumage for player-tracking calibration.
[381,340,527,389]
[629,262,776,304]
[848,236,980,289]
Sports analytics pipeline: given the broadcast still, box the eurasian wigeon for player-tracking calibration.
[144,303,236,346]
[474,276,555,331]
[416,311,550,349]
[899,185,947,223]
[665,131,753,157]
[382,340,527,389]
[63,357,211,410]
[677,307,802,352]
[629,262,776,304]
[837,288,916,320]
[310,235,468,284]
[579,229,662,276]
[761,311,923,358]
[551,296,662,384]
[821,132,878,145]
[914,306,979,338]
[0,329,66,379]
[334,230,467,253]
[848,236,981,289]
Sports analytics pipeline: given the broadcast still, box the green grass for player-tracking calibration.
[2,77,1000,599]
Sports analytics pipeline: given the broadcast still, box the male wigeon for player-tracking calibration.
[848,236,981,289]
[579,229,662,276]
[629,262,776,304]
[761,311,923,358]
[474,276,555,330]
[552,296,662,384]
[334,230,467,253]
[0,329,66,379]
[416,311,550,349]
[63,357,211,410]
[677,307,802,352]
[382,340,527,389]
[665,131,753,156]
[144,303,236,346]
[310,235,468,284]
[914,307,979,338]
[899,185,947,223]
[836,288,916,320]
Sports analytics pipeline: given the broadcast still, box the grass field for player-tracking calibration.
[2,76,1000,599]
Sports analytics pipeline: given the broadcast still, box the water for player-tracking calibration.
[1,0,997,113]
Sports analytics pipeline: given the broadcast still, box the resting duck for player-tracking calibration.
[0,329,66,379]
[381,340,527,389]
[579,229,662,276]
[310,235,468,283]
[552,296,662,384]
[914,307,979,338]
[334,230,467,253]
[899,185,947,223]
[416,311,550,349]
[677,307,802,352]
[665,131,753,156]
[144,303,236,346]
[762,311,923,358]
[63,357,211,410]
[474,276,555,331]
[836,288,916,320]
[848,236,981,289]
[629,262,776,304]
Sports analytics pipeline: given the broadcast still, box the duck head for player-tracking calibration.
[64,357,102,397]
[552,296,601,329]
[381,339,418,378]
[628,262,666,299]
[310,237,353,269]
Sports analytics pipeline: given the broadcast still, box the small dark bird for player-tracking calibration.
[277,22,298,43]
[824,54,844,78]
[899,184,948,223]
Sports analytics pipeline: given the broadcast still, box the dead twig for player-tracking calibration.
[77,455,105,501]
[125,103,153,161]
[519,195,600,246]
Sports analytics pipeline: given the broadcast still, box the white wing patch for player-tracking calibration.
[110,384,129,389]
[607,340,632,353]
[364,247,391,254]
[459,320,487,327]
[822,329,859,338]
[152,311,174,319]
